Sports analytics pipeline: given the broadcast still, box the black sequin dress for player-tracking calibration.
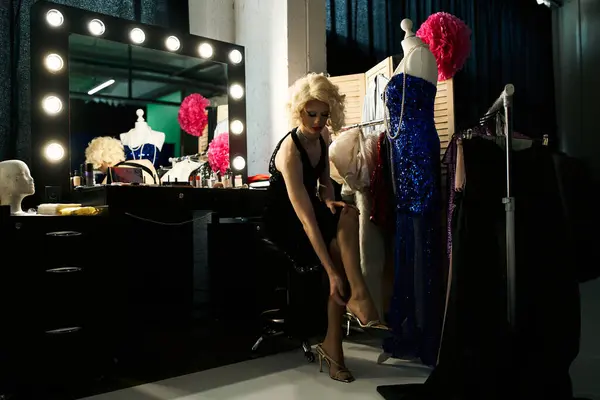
[263,128,340,272]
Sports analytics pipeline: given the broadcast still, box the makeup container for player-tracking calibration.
[72,170,81,188]
[85,163,94,186]
[234,175,243,187]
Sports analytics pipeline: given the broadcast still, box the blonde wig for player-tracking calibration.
[287,73,346,132]
[85,136,126,170]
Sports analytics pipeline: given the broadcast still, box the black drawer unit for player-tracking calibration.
[0,214,120,390]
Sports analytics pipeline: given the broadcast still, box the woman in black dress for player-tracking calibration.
[263,73,387,383]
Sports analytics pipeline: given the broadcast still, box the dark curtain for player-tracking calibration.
[0,0,189,161]
[326,0,556,139]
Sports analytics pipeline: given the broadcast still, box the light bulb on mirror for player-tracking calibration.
[165,36,181,51]
[44,142,65,162]
[88,19,105,36]
[198,43,213,58]
[230,120,244,135]
[229,84,244,99]
[46,9,64,27]
[42,95,63,115]
[130,28,145,44]
[229,49,243,64]
[44,54,64,72]
[232,156,246,171]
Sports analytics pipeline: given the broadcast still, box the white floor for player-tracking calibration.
[82,342,430,400]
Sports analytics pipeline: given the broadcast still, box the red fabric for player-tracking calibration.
[370,132,395,234]
[248,174,270,183]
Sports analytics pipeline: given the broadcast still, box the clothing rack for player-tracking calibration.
[458,130,549,147]
[340,118,385,132]
[486,84,518,329]
[376,84,519,400]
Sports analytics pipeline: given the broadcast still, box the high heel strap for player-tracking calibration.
[346,311,389,331]
[315,345,355,383]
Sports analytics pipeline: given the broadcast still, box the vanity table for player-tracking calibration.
[0,186,269,398]
[1,1,272,397]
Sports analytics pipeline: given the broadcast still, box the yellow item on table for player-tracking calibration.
[38,203,82,215]
[58,206,100,216]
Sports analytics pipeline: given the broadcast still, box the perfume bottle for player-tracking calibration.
[222,171,232,188]
[71,170,81,188]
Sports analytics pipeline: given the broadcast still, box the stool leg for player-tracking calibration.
[251,336,264,352]
[301,340,315,363]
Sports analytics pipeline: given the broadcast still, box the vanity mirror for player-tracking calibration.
[30,1,247,202]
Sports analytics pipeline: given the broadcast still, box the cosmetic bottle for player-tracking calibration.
[85,163,94,186]
[234,175,243,187]
[72,170,81,188]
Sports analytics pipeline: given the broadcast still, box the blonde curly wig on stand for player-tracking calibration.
[287,73,346,132]
[85,136,126,170]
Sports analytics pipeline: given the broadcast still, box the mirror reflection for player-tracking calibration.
[68,34,229,183]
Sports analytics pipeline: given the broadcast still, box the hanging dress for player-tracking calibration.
[382,45,443,366]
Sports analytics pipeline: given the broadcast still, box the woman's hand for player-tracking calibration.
[325,199,359,215]
[329,271,347,306]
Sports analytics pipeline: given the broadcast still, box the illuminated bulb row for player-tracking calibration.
[45,9,243,63]
[42,9,247,166]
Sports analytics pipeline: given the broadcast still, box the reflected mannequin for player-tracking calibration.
[0,160,35,215]
[120,109,166,167]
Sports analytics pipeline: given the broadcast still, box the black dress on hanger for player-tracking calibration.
[390,137,581,400]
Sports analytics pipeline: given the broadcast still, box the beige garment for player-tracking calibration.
[329,127,371,193]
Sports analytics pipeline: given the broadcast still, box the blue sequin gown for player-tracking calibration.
[383,73,442,366]
[124,143,161,167]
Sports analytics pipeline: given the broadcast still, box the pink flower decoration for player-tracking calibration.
[416,12,472,82]
[207,133,230,175]
[178,93,210,137]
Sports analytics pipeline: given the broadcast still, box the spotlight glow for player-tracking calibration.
[232,156,246,171]
[88,19,105,36]
[230,120,244,135]
[44,54,64,72]
[165,36,181,51]
[44,142,65,162]
[229,84,244,99]
[46,9,64,27]
[198,43,214,58]
[130,28,145,44]
[42,96,63,115]
[229,49,243,64]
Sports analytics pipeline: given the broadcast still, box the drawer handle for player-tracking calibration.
[45,327,82,335]
[45,266,82,274]
[45,231,83,237]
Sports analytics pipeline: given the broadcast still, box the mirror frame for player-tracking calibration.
[30,1,247,201]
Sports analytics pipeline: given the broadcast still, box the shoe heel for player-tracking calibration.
[318,354,323,373]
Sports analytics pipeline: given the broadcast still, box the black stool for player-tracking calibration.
[251,237,327,363]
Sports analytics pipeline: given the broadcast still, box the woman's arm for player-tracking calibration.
[277,138,337,275]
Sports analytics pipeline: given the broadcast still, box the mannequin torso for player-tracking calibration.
[0,160,35,215]
[394,19,438,85]
[120,109,166,166]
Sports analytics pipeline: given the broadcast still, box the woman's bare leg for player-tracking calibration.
[321,239,350,378]
[336,207,379,322]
